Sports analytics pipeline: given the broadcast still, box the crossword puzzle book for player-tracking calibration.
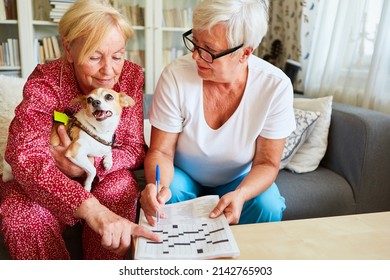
[134,195,240,260]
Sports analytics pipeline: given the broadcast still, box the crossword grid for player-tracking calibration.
[145,220,232,256]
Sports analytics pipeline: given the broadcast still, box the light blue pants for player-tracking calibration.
[167,167,286,224]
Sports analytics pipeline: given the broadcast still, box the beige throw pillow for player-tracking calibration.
[286,96,333,173]
[0,75,26,173]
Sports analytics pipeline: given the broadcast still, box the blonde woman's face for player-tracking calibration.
[66,27,126,94]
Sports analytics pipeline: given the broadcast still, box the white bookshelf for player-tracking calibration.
[0,17,20,76]
[153,0,199,92]
[0,0,200,93]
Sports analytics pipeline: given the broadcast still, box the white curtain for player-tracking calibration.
[304,0,390,114]
[256,0,310,92]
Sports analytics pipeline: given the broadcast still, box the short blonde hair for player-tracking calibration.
[193,0,269,49]
[58,0,133,64]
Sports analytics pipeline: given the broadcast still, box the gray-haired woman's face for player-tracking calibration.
[191,24,246,83]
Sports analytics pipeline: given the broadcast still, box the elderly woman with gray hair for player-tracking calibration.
[140,0,296,226]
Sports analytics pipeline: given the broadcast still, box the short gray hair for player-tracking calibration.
[193,0,269,49]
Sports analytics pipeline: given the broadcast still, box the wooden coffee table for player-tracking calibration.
[230,211,390,259]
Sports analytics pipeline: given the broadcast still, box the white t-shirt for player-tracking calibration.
[149,54,296,186]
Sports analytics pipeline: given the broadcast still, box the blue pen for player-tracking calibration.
[156,164,160,224]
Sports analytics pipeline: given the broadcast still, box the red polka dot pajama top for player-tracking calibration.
[0,59,147,259]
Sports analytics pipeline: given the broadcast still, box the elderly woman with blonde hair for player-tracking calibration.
[0,0,159,260]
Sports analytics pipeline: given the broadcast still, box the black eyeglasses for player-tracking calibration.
[182,29,244,64]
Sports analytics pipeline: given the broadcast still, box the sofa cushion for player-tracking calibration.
[286,96,333,173]
[280,108,320,169]
[277,167,356,220]
[0,75,25,173]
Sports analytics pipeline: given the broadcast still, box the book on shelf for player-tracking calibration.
[163,8,193,28]
[33,0,51,21]
[47,37,55,59]
[126,49,144,69]
[35,36,61,64]
[49,0,75,22]
[6,39,14,66]
[0,44,5,66]
[163,48,185,68]
[134,195,240,260]
[42,37,50,61]
[51,35,61,59]
[4,0,17,20]
[0,0,6,20]
[112,1,144,27]
[38,41,45,64]
[0,38,20,67]
[13,39,19,66]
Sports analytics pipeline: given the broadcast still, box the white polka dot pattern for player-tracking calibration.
[0,59,146,259]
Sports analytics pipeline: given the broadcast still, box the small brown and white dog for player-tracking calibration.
[2,88,135,192]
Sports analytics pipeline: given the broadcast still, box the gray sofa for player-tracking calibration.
[2,96,390,259]
[278,102,390,220]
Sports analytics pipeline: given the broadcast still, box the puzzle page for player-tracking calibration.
[135,195,240,260]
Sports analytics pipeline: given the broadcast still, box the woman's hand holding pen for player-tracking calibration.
[140,183,172,226]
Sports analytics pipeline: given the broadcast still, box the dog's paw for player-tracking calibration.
[84,184,92,192]
[83,176,93,192]
[2,160,14,182]
[103,157,113,170]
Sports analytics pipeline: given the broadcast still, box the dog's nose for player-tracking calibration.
[92,100,101,107]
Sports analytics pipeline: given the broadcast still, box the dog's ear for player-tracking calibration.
[119,93,135,108]
[71,95,88,107]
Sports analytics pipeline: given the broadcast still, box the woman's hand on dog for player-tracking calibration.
[75,197,161,256]
[50,124,94,178]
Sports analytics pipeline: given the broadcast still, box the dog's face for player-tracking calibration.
[74,88,135,122]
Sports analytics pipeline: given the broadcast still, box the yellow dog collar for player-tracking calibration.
[54,111,69,125]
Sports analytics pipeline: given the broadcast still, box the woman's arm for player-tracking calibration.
[74,196,161,256]
[210,136,286,224]
[6,80,92,226]
[140,126,179,226]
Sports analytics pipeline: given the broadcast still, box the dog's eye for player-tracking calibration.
[87,97,94,104]
[105,94,114,101]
